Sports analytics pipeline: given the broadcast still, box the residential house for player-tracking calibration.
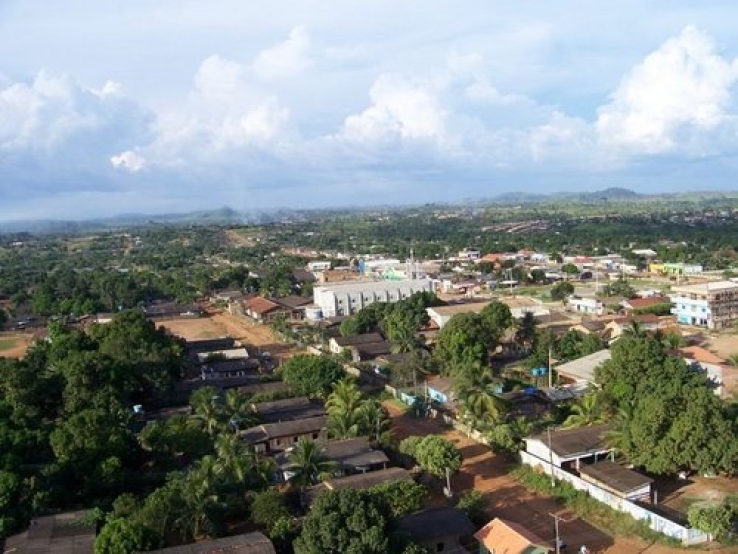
[499,389,553,420]
[523,424,612,471]
[554,349,612,387]
[196,347,250,364]
[185,337,236,356]
[425,376,455,405]
[496,296,551,320]
[240,416,328,453]
[681,346,738,399]
[171,377,288,406]
[243,296,283,324]
[277,437,389,481]
[475,517,553,554]
[273,295,312,320]
[426,301,490,329]
[567,296,603,316]
[251,397,326,423]
[1,511,97,554]
[579,460,652,502]
[328,332,386,356]
[144,532,275,554]
[620,296,670,315]
[200,358,260,380]
[144,301,202,320]
[602,314,662,343]
[569,319,606,336]
[211,290,245,304]
[304,467,413,506]
[396,507,476,554]
[670,280,738,329]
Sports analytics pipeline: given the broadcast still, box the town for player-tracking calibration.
[0,199,737,554]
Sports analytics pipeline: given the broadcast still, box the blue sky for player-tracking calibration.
[1,1,738,220]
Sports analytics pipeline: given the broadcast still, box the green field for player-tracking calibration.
[0,339,18,352]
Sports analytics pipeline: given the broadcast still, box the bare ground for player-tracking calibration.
[0,331,38,359]
[383,402,735,554]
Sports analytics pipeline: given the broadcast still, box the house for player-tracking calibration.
[307,260,332,273]
[425,376,455,405]
[171,377,288,406]
[567,296,603,316]
[292,268,317,286]
[243,296,283,323]
[185,337,236,356]
[620,296,669,315]
[211,290,245,304]
[681,346,738,399]
[251,396,326,423]
[277,437,389,481]
[240,415,328,453]
[426,301,490,329]
[200,358,260,380]
[196,347,250,364]
[579,460,653,501]
[475,517,553,554]
[350,340,393,361]
[328,332,386,355]
[313,279,435,318]
[496,296,550,320]
[524,424,612,471]
[554,349,612,387]
[396,507,476,554]
[499,389,553,420]
[670,280,738,329]
[304,467,413,506]
[602,314,662,343]
[569,319,605,336]
[273,295,312,320]
[144,302,202,320]
[144,532,275,554]
[1,511,97,554]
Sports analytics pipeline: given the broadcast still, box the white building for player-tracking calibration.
[313,279,435,318]
[671,280,738,329]
[567,296,604,315]
[307,260,332,272]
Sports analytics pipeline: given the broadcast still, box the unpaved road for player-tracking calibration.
[384,403,734,554]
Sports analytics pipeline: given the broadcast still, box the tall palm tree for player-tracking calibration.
[326,379,363,417]
[390,324,424,354]
[189,386,223,437]
[563,393,605,428]
[223,389,255,432]
[178,455,225,539]
[327,410,361,439]
[287,439,336,490]
[453,363,506,431]
[604,405,634,458]
[622,319,644,338]
[357,399,391,442]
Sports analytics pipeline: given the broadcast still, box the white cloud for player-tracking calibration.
[110,150,146,172]
[596,25,738,154]
[342,74,446,142]
[253,26,312,80]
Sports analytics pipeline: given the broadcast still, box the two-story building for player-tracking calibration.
[313,279,435,318]
[567,296,604,316]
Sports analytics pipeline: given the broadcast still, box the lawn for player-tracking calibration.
[0,338,17,352]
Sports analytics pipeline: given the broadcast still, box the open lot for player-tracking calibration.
[703,332,738,360]
[384,402,736,554]
[156,308,303,359]
[0,332,37,359]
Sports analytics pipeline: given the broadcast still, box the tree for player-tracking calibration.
[250,489,291,531]
[434,313,491,371]
[326,380,363,439]
[687,502,737,539]
[400,436,462,479]
[514,311,537,353]
[357,399,392,443]
[550,281,574,302]
[189,386,224,437]
[94,518,160,554]
[603,278,635,298]
[455,489,487,526]
[479,301,513,345]
[453,363,506,430]
[561,263,580,275]
[563,393,606,428]
[286,439,336,490]
[281,355,344,398]
[294,488,389,554]
[370,480,426,517]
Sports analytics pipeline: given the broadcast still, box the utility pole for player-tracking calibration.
[548,346,553,389]
[547,426,555,487]
[549,512,572,554]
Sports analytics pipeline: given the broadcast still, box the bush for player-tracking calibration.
[250,489,290,531]
[456,489,487,526]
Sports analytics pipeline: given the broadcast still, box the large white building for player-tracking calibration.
[312,279,435,318]
[671,280,738,329]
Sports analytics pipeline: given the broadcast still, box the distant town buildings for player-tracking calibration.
[311,279,435,318]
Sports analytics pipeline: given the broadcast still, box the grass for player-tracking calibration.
[0,339,18,352]
[511,465,681,547]
[384,398,410,413]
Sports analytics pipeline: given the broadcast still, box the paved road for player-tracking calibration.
[384,403,734,554]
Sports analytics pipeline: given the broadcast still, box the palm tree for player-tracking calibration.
[326,379,363,417]
[563,393,605,428]
[604,405,634,458]
[453,363,506,431]
[622,319,645,338]
[327,410,361,439]
[286,439,336,490]
[390,324,424,354]
[178,455,225,539]
[661,331,684,353]
[357,399,391,442]
[189,386,224,437]
[223,389,255,432]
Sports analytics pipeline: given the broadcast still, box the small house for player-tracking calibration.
[554,349,612,387]
[243,297,282,324]
[240,416,328,454]
[396,507,476,554]
[579,460,653,501]
[144,532,275,554]
[304,467,413,506]
[251,397,326,424]
[475,517,553,554]
[524,424,612,471]
[1,511,97,554]
[277,437,389,481]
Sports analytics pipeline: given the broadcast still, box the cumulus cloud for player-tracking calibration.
[596,25,738,154]
[253,26,312,80]
[110,150,146,172]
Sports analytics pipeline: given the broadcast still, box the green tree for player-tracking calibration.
[400,435,462,479]
[687,502,737,539]
[563,393,606,428]
[434,313,491,371]
[514,311,537,353]
[250,489,291,531]
[453,363,506,430]
[561,263,580,275]
[550,281,574,302]
[281,355,344,398]
[94,518,160,554]
[286,439,336,490]
[189,386,224,437]
[455,489,487,526]
[479,301,513,345]
[370,480,426,517]
[294,488,389,554]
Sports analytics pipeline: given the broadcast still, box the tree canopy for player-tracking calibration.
[280,354,344,398]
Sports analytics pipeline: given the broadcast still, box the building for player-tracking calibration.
[579,460,653,501]
[328,332,386,355]
[251,397,326,423]
[426,301,490,329]
[200,358,260,380]
[196,347,250,364]
[475,517,553,554]
[242,297,283,324]
[1,511,97,554]
[313,279,435,318]
[554,349,612,387]
[145,532,275,554]
[620,296,670,314]
[277,437,389,481]
[524,424,612,471]
[567,296,604,316]
[240,416,328,453]
[396,507,476,554]
[670,280,738,329]
[304,467,413,506]
[681,346,738,399]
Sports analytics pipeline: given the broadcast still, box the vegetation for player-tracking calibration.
[280,354,344,398]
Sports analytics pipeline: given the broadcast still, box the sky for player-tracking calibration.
[2,1,738,221]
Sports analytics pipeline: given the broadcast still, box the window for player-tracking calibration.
[293,436,299,443]
[436,542,445,552]
[312,433,319,439]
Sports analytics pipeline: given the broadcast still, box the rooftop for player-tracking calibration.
[196,347,250,363]
[554,349,612,384]
[251,397,325,423]
[671,280,738,294]
[529,424,612,458]
[145,532,275,554]
[579,460,653,494]
[278,437,389,470]
[240,415,327,444]
[1,511,96,554]
[243,296,282,315]
[474,517,552,554]
[314,279,432,293]
[681,345,726,365]
[427,301,490,317]
[332,332,385,347]
[397,507,476,541]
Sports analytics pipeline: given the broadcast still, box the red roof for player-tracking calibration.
[623,297,668,310]
[243,296,281,315]
[681,346,726,365]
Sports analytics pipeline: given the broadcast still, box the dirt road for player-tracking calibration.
[384,403,733,554]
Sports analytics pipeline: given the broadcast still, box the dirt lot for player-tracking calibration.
[383,403,735,554]
[703,332,738,360]
[0,331,38,359]
[156,309,303,359]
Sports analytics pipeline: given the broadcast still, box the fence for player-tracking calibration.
[519,451,709,545]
